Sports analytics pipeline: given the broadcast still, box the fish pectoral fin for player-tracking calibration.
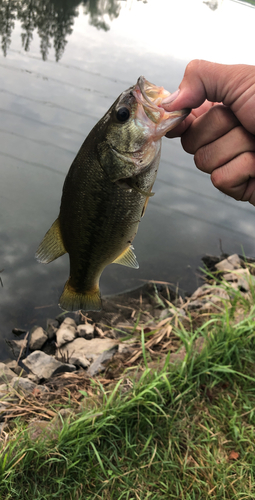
[113,245,139,269]
[59,280,102,312]
[35,218,66,264]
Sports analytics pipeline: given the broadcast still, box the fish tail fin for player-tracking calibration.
[36,218,66,264]
[59,279,102,312]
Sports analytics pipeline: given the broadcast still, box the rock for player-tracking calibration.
[118,338,138,355]
[56,337,117,363]
[3,359,25,376]
[215,254,241,272]
[68,353,90,369]
[6,338,28,359]
[27,373,41,384]
[10,377,49,393]
[56,317,77,347]
[12,327,27,336]
[29,327,48,351]
[186,299,203,310]
[0,362,16,383]
[87,346,118,376]
[22,351,76,381]
[46,318,59,340]
[223,268,253,293]
[77,323,94,339]
[189,284,211,301]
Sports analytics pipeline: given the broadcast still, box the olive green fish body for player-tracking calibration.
[36,77,189,312]
[58,138,159,310]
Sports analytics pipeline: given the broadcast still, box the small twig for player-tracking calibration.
[16,331,29,368]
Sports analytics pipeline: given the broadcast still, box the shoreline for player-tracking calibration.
[0,253,253,403]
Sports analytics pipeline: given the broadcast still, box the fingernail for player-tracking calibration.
[161,88,180,105]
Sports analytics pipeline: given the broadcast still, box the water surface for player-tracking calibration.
[1,0,255,359]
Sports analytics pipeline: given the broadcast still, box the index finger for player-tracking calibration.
[165,101,214,138]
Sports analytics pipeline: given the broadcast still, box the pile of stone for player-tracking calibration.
[0,316,139,426]
[3,317,137,386]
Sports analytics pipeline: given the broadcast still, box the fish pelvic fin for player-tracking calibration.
[59,279,102,312]
[35,218,66,264]
[113,245,139,269]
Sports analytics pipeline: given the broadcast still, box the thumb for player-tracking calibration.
[164,59,255,134]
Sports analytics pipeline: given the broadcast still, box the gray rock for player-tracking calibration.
[3,359,25,376]
[56,337,117,363]
[29,327,48,351]
[215,254,241,272]
[22,351,76,381]
[68,353,90,369]
[0,362,16,383]
[6,338,28,359]
[46,318,59,340]
[118,338,138,355]
[56,317,77,347]
[77,323,94,339]
[27,373,41,384]
[10,377,49,393]
[87,346,118,376]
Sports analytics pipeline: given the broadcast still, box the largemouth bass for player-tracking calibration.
[36,77,189,312]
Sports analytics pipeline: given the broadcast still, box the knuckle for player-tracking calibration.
[210,168,224,191]
[184,59,203,77]
[194,145,212,172]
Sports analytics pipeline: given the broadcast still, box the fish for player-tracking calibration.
[36,76,189,312]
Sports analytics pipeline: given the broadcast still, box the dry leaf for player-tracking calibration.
[228,450,239,461]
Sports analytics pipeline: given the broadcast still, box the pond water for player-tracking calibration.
[1,0,255,359]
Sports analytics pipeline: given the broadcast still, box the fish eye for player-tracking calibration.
[116,107,130,122]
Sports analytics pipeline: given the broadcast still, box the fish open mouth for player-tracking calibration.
[132,76,190,138]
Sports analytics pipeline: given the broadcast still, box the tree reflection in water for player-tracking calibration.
[0,0,122,61]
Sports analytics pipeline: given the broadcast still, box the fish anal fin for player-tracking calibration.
[113,245,139,269]
[35,218,66,264]
[59,280,102,312]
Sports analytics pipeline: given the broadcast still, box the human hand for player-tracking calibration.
[163,60,255,205]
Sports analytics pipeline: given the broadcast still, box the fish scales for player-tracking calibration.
[36,76,189,312]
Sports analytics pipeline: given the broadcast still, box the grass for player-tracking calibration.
[1,273,255,498]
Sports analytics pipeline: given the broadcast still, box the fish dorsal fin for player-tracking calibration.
[35,218,67,264]
[113,245,139,269]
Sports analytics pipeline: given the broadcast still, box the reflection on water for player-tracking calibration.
[1,0,255,360]
[0,0,121,60]
[84,0,121,30]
